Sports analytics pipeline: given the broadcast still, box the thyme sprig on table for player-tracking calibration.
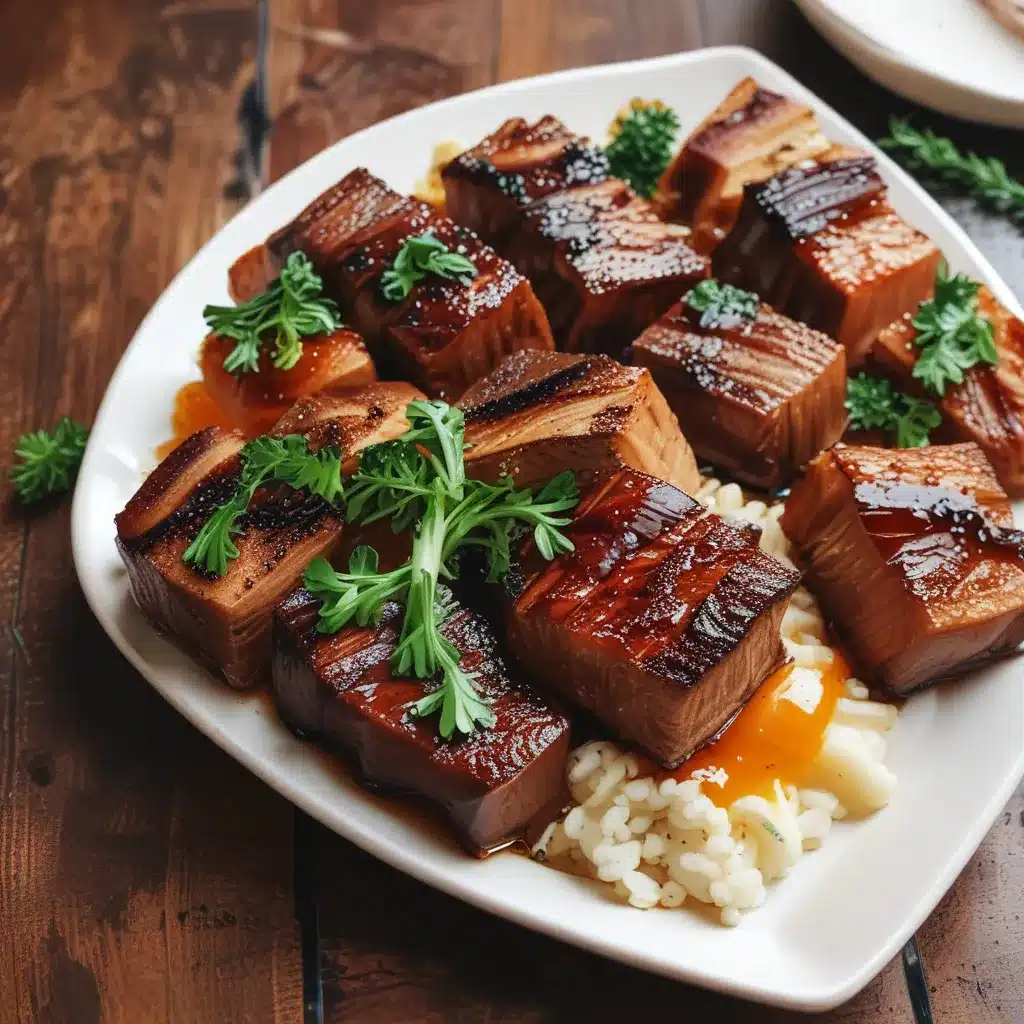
[10,417,89,503]
[203,252,342,375]
[878,118,1024,224]
[605,98,680,198]
[845,373,942,449]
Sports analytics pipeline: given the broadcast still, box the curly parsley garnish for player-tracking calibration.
[303,399,578,738]
[846,373,942,449]
[380,231,478,302]
[879,118,1024,225]
[911,265,998,397]
[685,279,759,329]
[183,435,344,577]
[203,252,341,375]
[605,99,680,198]
[10,417,89,503]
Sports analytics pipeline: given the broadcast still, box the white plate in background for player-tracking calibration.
[71,47,1024,1011]
[794,0,1024,126]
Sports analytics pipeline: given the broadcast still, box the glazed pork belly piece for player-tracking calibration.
[781,442,1024,694]
[200,326,376,436]
[458,350,700,494]
[115,382,422,689]
[631,295,846,490]
[871,287,1024,496]
[712,157,942,367]
[655,77,837,252]
[273,591,570,855]
[230,168,554,400]
[505,468,801,766]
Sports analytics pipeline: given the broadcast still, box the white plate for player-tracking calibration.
[794,0,1024,127]
[71,47,1024,1011]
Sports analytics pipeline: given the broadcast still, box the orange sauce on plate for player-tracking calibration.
[156,381,234,459]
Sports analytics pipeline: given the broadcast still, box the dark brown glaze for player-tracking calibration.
[457,350,700,493]
[506,179,709,355]
[631,299,846,489]
[712,158,942,367]
[655,77,836,252]
[235,168,554,400]
[272,592,570,855]
[115,384,419,690]
[505,468,801,766]
[871,288,1024,497]
[781,442,1024,694]
[441,116,610,250]
[199,327,376,437]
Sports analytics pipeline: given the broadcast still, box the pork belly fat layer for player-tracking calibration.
[712,158,941,366]
[458,349,700,494]
[656,77,835,252]
[872,288,1024,497]
[781,443,1024,694]
[273,593,570,855]
[631,301,847,489]
[115,383,422,690]
[506,468,801,767]
[255,167,554,400]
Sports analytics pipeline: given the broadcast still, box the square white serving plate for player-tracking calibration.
[71,46,1024,1012]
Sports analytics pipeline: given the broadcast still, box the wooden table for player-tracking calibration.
[2,1,1022,1021]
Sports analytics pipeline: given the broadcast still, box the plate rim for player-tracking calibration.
[71,44,1024,1012]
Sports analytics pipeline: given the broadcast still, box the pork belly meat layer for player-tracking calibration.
[655,77,836,252]
[872,288,1024,496]
[631,300,846,489]
[712,157,941,366]
[781,443,1024,694]
[505,468,801,767]
[231,168,554,400]
[273,592,570,855]
[115,382,422,690]
[200,326,376,437]
[441,116,611,251]
[458,350,700,494]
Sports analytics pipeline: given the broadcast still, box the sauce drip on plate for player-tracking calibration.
[156,381,233,459]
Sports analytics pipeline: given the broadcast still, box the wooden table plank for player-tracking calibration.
[0,3,302,1021]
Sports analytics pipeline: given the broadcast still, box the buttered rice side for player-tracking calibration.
[531,479,899,925]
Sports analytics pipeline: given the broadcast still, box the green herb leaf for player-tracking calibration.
[203,251,342,375]
[911,265,998,397]
[379,230,478,302]
[685,279,759,329]
[878,118,1024,224]
[10,417,89,503]
[604,99,680,198]
[845,373,942,449]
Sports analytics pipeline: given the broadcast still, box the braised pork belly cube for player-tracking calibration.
[871,287,1024,497]
[781,443,1024,694]
[441,116,611,251]
[273,591,570,854]
[505,179,709,355]
[656,77,837,252]
[458,350,700,493]
[712,157,941,367]
[631,298,846,489]
[115,382,421,690]
[505,468,801,766]
[200,327,376,437]
[231,168,554,399]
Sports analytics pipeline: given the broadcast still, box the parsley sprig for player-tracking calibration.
[380,231,478,302]
[879,118,1024,224]
[911,265,998,397]
[203,252,342,375]
[183,435,344,577]
[605,99,680,198]
[685,279,759,329]
[10,417,89,503]
[303,400,578,738]
[846,373,942,449]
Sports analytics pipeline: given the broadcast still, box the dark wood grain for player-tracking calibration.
[0,2,302,1021]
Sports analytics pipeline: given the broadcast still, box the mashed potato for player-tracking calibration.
[532,479,899,924]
